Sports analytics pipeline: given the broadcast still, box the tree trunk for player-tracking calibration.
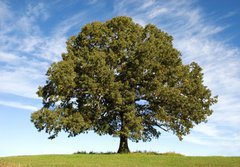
[117,135,130,153]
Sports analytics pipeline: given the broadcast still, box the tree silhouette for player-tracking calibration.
[31,16,217,153]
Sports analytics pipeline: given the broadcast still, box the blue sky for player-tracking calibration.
[0,0,240,157]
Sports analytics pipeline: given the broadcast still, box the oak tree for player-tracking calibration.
[31,16,217,153]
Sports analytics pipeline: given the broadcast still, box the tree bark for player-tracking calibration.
[117,135,130,153]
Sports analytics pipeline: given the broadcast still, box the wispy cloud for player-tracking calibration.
[0,100,38,111]
[0,64,46,98]
[0,0,98,101]
[193,123,221,137]
[0,1,84,99]
[0,51,23,63]
[138,0,155,10]
[184,135,212,146]
[26,2,49,21]
[54,12,86,37]
[147,7,168,19]
[218,11,237,20]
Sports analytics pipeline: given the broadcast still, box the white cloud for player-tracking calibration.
[0,66,45,99]
[193,124,220,137]
[139,0,156,10]
[54,12,86,36]
[35,36,66,62]
[0,2,50,99]
[0,100,38,111]
[218,11,237,20]
[184,135,212,146]
[26,3,49,21]
[0,51,23,63]
[147,7,168,19]
[0,1,90,101]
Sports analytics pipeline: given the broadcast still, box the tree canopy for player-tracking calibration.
[31,16,217,153]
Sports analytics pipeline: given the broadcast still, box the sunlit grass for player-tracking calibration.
[0,153,239,167]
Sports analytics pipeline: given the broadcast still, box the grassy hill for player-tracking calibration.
[0,153,240,167]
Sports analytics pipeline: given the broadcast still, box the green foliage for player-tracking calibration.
[31,16,217,149]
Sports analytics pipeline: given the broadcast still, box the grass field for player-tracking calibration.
[0,153,240,167]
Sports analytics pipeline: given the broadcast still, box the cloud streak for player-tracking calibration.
[0,100,38,111]
[0,2,84,99]
[0,0,96,103]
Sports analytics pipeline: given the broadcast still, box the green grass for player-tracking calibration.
[0,154,240,167]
